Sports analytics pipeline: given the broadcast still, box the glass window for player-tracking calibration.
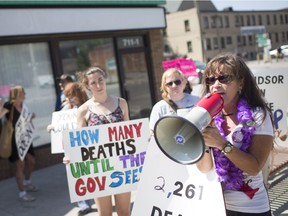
[252,15,256,25]
[248,35,253,45]
[246,15,251,26]
[242,36,246,46]
[235,15,240,27]
[0,43,55,147]
[221,37,225,49]
[184,20,190,32]
[237,35,242,46]
[203,16,209,29]
[273,14,277,25]
[275,32,279,43]
[258,15,262,25]
[213,37,219,49]
[59,38,120,97]
[226,36,232,45]
[187,41,193,53]
[206,38,211,50]
[280,14,284,24]
[224,16,230,28]
[267,15,270,25]
[240,15,244,26]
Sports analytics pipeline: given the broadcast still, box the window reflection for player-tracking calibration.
[59,38,120,96]
[0,43,55,147]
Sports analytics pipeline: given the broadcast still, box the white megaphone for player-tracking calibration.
[154,93,224,165]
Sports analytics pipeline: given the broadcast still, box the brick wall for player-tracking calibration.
[149,29,165,102]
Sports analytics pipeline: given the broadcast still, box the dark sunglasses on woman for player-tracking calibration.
[205,74,233,85]
[166,79,182,87]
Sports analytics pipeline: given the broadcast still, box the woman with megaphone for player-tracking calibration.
[198,54,274,216]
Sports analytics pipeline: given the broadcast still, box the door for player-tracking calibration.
[116,36,153,119]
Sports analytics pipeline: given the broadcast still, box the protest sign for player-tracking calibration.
[253,71,288,146]
[132,137,226,216]
[15,104,35,161]
[162,58,198,78]
[50,109,77,154]
[63,118,150,203]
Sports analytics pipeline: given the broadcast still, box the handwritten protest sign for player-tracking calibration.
[132,137,226,216]
[63,118,150,203]
[15,104,35,161]
[50,109,77,154]
[253,71,288,146]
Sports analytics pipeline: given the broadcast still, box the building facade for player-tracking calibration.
[0,0,166,179]
[165,0,288,62]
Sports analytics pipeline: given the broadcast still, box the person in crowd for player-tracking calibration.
[277,46,283,62]
[149,68,200,134]
[0,86,38,202]
[71,65,131,216]
[197,54,274,216]
[55,74,74,111]
[48,82,92,215]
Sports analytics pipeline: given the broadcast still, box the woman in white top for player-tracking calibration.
[198,54,274,216]
[149,68,200,134]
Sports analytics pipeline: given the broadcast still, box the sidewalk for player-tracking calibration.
[0,161,288,216]
[0,163,138,216]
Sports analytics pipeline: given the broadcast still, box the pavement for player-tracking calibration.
[0,60,288,216]
[0,161,288,216]
[0,162,139,216]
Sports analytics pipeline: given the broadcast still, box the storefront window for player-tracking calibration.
[0,43,55,147]
[59,38,120,96]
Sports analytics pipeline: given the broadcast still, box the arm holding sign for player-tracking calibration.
[3,86,38,202]
[76,65,131,216]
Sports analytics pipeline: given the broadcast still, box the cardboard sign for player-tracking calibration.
[63,118,150,203]
[15,104,35,161]
[132,137,226,216]
[253,71,288,147]
[162,58,198,78]
[50,109,77,154]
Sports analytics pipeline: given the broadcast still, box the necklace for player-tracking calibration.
[221,112,234,117]
[213,98,256,190]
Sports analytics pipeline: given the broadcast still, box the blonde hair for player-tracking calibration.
[9,85,24,103]
[77,65,107,91]
[160,68,187,100]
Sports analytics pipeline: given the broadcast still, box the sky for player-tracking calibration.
[165,0,288,12]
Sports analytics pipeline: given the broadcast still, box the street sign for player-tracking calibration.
[256,34,268,47]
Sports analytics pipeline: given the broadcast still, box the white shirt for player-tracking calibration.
[224,108,273,213]
[149,93,200,131]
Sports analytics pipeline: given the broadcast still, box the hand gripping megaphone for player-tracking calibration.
[154,93,224,165]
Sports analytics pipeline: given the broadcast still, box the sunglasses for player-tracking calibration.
[166,79,182,87]
[205,74,233,85]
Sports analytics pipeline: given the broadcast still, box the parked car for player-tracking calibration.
[269,45,288,58]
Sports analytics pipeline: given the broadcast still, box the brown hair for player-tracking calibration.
[202,53,271,120]
[63,82,88,106]
[77,65,107,91]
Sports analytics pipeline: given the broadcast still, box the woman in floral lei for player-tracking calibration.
[198,54,274,216]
